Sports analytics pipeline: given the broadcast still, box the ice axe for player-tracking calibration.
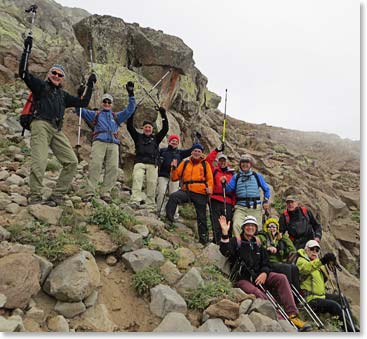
[22,4,38,79]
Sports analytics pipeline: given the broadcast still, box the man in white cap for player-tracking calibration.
[20,35,96,206]
[77,84,136,202]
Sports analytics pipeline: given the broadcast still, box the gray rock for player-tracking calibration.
[11,308,24,317]
[149,236,173,249]
[106,255,117,266]
[10,193,27,206]
[84,290,98,308]
[0,198,9,210]
[0,315,23,332]
[119,225,144,252]
[153,312,193,332]
[70,304,118,332]
[204,299,239,320]
[278,319,298,332]
[248,311,283,332]
[248,298,277,320]
[5,202,20,214]
[150,284,187,318]
[0,252,40,309]
[34,254,53,285]
[239,299,253,315]
[233,314,256,332]
[26,306,44,323]
[0,226,11,241]
[47,315,69,332]
[0,241,35,258]
[121,248,164,273]
[86,225,119,255]
[231,288,256,302]
[197,318,230,332]
[0,171,9,181]
[43,251,100,302]
[134,224,149,237]
[0,293,7,307]
[176,267,204,295]
[176,247,195,269]
[5,174,24,186]
[199,243,230,274]
[159,260,182,285]
[28,205,63,225]
[55,300,86,318]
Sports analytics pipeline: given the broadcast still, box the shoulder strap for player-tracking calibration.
[93,111,101,126]
[252,171,261,188]
[202,160,207,180]
[283,209,290,225]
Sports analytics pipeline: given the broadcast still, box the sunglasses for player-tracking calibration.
[103,99,112,104]
[267,225,277,229]
[309,247,320,252]
[51,70,64,78]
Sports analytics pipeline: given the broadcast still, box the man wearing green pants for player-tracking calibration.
[77,84,136,202]
[19,35,96,206]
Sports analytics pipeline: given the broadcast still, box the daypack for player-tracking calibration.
[20,92,35,135]
[283,206,309,226]
[180,159,208,189]
[84,110,120,140]
[234,171,262,191]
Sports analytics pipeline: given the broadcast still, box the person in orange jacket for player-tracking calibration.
[165,143,213,245]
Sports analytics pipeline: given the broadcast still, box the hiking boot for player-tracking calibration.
[199,234,209,246]
[289,315,312,332]
[28,196,46,205]
[46,195,65,207]
[82,194,94,203]
[129,202,141,209]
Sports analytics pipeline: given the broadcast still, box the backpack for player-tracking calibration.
[87,110,120,140]
[283,206,309,226]
[180,159,208,189]
[234,171,262,191]
[20,92,35,135]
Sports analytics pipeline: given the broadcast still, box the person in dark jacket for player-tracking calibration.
[279,195,322,249]
[156,134,194,217]
[205,143,235,244]
[127,107,168,211]
[19,36,96,206]
[219,215,311,331]
[77,85,136,202]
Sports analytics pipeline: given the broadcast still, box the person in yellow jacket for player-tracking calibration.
[296,240,356,332]
[165,144,213,245]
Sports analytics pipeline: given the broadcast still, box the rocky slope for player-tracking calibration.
[0,0,360,332]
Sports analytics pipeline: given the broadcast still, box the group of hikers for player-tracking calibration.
[18,33,357,332]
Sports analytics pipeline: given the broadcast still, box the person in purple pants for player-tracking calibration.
[218,215,311,331]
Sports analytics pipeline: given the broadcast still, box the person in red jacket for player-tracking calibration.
[205,144,235,244]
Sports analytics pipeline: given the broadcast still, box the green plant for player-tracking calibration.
[351,211,360,223]
[272,196,285,215]
[179,203,197,220]
[46,159,62,172]
[185,281,232,311]
[161,248,179,265]
[132,267,164,296]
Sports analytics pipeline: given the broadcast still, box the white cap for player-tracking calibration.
[241,215,258,227]
[102,93,113,102]
[305,240,320,249]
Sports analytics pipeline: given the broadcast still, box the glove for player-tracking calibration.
[158,107,166,115]
[125,81,134,97]
[77,84,85,98]
[320,252,336,265]
[24,36,33,50]
[87,73,97,86]
[216,142,225,152]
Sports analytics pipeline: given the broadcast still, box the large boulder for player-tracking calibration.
[153,312,193,332]
[199,243,231,275]
[43,251,100,302]
[121,248,164,273]
[204,299,239,321]
[197,318,230,332]
[176,267,204,295]
[28,205,63,225]
[0,253,40,309]
[248,311,283,332]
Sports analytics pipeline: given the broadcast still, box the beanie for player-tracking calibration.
[168,134,180,143]
[49,64,66,76]
[192,143,204,151]
[142,120,154,127]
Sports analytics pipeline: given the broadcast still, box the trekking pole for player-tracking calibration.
[158,173,171,217]
[136,69,172,107]
[258,284,298,330]
[291,284,324,329]
[330,263,356,332]
[22,4,38,79]
[222,181,227,217]
[222,88,227,143]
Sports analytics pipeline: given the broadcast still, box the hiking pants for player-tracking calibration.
[86,141,119,195]
[309,294,355,332]
[130,162,158,210]
[30,120,78,199]
[166,189,209,242]
[237,272,298,318]
[270,262,300,292]
[232,204,263,237]
[156,176,179,217]
[210,198,233,244]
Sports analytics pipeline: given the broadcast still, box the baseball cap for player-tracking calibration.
[305,240,320,249]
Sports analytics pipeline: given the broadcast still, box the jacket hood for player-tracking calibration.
[263,218,280,233]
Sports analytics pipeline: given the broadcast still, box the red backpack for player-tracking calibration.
[20,92,35,135]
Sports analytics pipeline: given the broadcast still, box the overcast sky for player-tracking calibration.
[57,0,360,141]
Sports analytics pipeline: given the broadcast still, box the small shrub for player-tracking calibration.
[185,281,232,311]
[351,211,360,223]
[132,267,164,296]
[179,203,197,220]
[272,196,285,215]
[161,248,179,264]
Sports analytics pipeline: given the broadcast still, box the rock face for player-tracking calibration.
[0,253,40,309]
[43,251,100,302]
